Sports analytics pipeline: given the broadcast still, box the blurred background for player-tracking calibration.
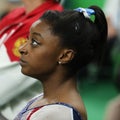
[0,0,23,19]
[0,0,120,120]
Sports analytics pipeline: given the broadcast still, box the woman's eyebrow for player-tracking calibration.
[32,32,43,38]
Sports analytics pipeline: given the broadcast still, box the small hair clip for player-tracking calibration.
[74,7,95,18]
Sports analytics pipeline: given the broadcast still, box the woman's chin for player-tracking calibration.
[21,68,29,76]
[21,69,34,78]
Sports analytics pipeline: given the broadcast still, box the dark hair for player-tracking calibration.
[40,6,108,73]
[50,0,61,3]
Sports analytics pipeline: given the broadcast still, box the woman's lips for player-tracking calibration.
[19,59,27,66]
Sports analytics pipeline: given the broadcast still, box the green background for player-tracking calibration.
[79,81,117,120]
[63,0,106,9]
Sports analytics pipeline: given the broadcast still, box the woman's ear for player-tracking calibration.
[58,49,75,64]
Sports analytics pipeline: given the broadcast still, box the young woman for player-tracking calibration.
[15,5,107,120]
[0,0,63,119]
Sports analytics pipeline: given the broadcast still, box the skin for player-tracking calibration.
[104,95,120,120]
[19,19,87,120]
[106,17,117,39]
[21,0,46,14]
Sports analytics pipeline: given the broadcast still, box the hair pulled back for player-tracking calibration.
[40,6,108,72]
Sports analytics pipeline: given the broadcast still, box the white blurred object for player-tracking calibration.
[104,0,120,36]
[0,61,38,106]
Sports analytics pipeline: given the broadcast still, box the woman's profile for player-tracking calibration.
[14,5,107,120]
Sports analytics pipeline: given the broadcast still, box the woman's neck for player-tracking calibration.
[23,0,46,14]
[42,75,78,101]
[36,66,78,102]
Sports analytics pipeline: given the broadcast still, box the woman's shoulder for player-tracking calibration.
[29,103,83,120]
[104,95,120,120]
[14,94,85,120]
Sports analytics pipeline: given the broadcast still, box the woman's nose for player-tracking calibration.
[19,43,28,55]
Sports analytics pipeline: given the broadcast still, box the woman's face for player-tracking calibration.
[19,20,62,79]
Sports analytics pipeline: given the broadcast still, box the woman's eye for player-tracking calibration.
[31,38,40,46]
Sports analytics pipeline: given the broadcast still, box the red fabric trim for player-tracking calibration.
[27,107,43,120]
